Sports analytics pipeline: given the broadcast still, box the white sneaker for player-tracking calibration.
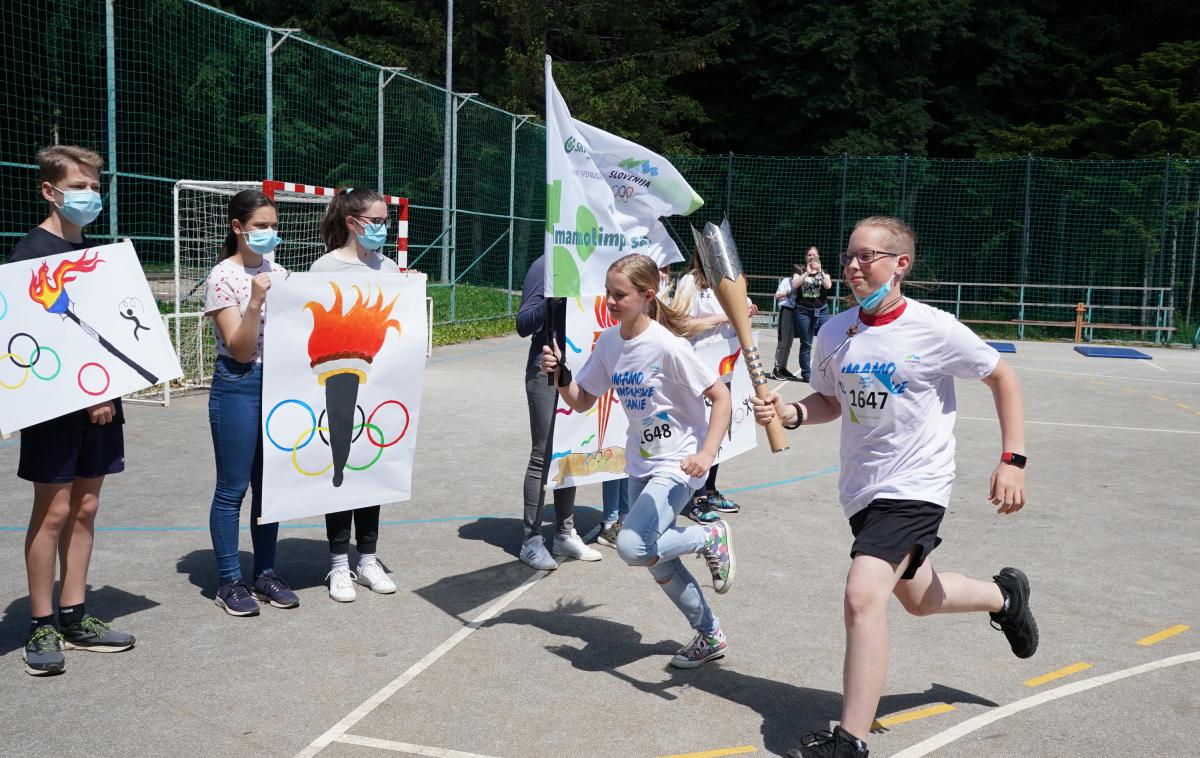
[357,560,396,594]
[552,529,602,561]
[326,567,357,602]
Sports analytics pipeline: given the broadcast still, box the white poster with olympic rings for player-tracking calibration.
[0,240,182,434]
[547,295,757,491]
[260,272,427,523]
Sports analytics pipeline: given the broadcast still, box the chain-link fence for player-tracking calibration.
[3,0,1198,347]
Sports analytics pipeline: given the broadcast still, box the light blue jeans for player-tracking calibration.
[601,477,630,526]
[616,473,718,634]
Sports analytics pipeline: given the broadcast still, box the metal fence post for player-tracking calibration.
[441,0,454,284]
[377,69,385,192]
[508,115,532,315]
[1020,155,1032,340]
[899,153,907,219]
[104,0,118,241]
[724,151,734,218]
[839,153,849,249]
[265,31,273,180]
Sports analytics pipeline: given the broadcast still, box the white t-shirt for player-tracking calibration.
[575,319,719,489]
[810,298,1000,518]
[203,257,290,362]
[775,276,796,309]
[676,272,740,346]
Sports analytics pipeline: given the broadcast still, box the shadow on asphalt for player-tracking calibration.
[176,537,347,598]
[0,584,160,655]
[484,599,998,755]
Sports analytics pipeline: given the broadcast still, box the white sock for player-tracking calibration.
[331,553,349,571]
[357,552,378,570]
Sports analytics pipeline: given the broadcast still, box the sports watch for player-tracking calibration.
[1000,452,1027,469]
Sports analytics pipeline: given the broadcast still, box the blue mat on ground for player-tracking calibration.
[1074,346,1152,359]
[987,341,1017,353]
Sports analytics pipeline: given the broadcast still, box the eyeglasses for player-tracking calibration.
[841,249,898,267]
[355,216,389,227]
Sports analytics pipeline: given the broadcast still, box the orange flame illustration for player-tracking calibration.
[28,250,103,313]
[718,347,742,377]
[304,283,401,374]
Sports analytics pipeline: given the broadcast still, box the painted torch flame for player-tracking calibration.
[592,295,619,450]
[719,347,742,378]
[304,282,401,383]
[28,250,103,314]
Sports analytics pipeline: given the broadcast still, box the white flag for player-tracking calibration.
[544,56,704,297]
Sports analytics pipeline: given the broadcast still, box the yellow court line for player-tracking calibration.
[1121,387,1138,393]
[1024,661,1092,687]
[1151,394,1169,401]
[872,703,956,729]
[1177,403,1190,410]
[658,746,757,758]
[1137,624,1191,646]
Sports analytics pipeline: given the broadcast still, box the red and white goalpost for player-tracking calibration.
[148,179,427,406]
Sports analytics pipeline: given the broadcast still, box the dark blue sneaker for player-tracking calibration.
[61,614,135,652]
[23,625,66,676]
[215,579,260,616]
[253,573,300,609]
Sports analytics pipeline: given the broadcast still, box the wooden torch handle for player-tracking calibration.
[710,274,790,453]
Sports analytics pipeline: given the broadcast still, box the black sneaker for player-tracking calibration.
[682,496,720,524]
[787,726,869,758]
[23,625,66,676]
[595,522,620,548]
[61,615,135,652]
[706,490,740,513]
[990,567,1038,658]
[253,573,300,609]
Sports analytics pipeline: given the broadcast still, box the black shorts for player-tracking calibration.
[17,418,125,484]
[848,498,945,580]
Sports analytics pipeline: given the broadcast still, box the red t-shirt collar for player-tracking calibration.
[859,299,907,326]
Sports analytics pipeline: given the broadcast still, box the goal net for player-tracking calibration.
[134,180,415,405]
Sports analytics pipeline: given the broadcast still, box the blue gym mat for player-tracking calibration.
[987,341,1017,353]
[1073,346,1152,359]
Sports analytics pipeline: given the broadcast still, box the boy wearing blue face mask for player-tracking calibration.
[309,188,399,603]
[752,216,1034,758]
[203,189,300,616]
[9,146,136,675]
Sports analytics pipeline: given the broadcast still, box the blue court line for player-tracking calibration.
[0,466,838,533]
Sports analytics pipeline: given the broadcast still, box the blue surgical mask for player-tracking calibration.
[356,222,388,251]
[242,228,281,257]
[854,262,899,311]
[54,187,103,227]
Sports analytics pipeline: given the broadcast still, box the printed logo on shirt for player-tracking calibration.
[612,369,655,411]
[903,353,921,366]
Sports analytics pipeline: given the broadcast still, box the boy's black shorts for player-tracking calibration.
[848,498,945,580]
[17,418,125,484]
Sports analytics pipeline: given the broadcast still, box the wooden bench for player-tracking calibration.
[962,303,1175,343]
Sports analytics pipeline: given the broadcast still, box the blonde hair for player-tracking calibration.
[37,145,103,185]
[853,216,916,257]
[609,254,703,339]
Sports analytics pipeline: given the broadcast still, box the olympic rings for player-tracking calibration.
[30,346,62,381]
[366,400,409,448]
[318,405,366,446]
[344,423,385,471]
[7,333,40,369]
[266,399,318,452]
[0,353,30,390]
[291,427,334,477]
[0,291,8,321]
[291,422,385,477]
[77,363,110,396]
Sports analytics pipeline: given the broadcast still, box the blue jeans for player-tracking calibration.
[601,477,630,526]
[794,306,831,379]
[208,356,277,582]
[616,474,718,634]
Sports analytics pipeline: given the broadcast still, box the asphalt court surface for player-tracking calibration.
[1,331,1197,757]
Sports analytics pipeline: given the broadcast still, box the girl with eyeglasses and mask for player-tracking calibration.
[204,189,300,616]
[309,188,401,602]
[751,216,1034,758]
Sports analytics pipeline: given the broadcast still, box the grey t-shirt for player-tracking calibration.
[309,249,401,273]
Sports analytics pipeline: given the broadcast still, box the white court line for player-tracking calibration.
[1015,366,1200,386]
[295,575,547,757]
[336,734,503,757]
[1139,359,1167,372]
[957,417,1200,435]
[889,650,1200,758]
